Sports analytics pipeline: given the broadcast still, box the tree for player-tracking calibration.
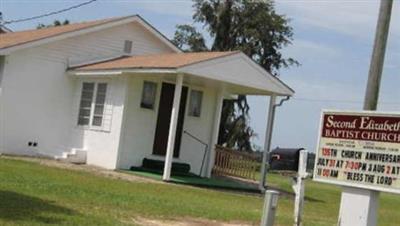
[37,19,70,29]
[172,0,298,151]
[172,25,208,52]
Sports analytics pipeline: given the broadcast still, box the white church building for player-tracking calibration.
[0,15,293,180]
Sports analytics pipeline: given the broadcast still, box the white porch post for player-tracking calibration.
[206,87,225,178]
[0,56,5,153]
[162,73,184,181]
[259,95,277,190]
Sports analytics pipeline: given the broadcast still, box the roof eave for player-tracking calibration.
[178,51,295,97]
[134,15,182,53]
[0,15,181,55]
[236,52,295,96]
[68,68,177,76]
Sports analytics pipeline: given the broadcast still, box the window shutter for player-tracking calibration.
[101,82,113,132]
[77,82,95,125]
[92,83,107,127]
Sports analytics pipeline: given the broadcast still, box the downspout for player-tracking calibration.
[259,95,291,191]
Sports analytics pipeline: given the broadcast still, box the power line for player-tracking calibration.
[2,0,98,25]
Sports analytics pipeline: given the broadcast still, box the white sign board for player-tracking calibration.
[313,111,400,194]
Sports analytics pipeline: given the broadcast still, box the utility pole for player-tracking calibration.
[363,0,393,111]
[338,1,393,226]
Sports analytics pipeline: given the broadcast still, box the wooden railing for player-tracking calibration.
[212,145,259,180]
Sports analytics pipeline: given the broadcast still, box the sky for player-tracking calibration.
[1,0,399,152]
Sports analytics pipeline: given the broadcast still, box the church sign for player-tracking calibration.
[314,110,400,194]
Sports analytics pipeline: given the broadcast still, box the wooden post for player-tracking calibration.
[339,1,393,225]
[363,0,393,110]
[162,73,183,181]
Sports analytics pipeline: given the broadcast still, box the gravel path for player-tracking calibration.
[131,217,253,226]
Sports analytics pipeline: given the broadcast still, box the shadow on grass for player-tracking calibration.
[0,190,77,224]
[304,195,325,203]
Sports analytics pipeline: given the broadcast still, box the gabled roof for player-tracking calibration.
[0,17,119,49]
[71,51,239,70]
[0,15,181,54]
[70,51,295,96]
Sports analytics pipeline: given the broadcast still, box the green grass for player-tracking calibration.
[0,158,263,226]
[0,157,399,226]
[264,172,400,226]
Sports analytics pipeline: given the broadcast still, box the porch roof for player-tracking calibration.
[70,51,237,70]
[69,51,294,96]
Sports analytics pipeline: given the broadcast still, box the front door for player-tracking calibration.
[153,82,188,157]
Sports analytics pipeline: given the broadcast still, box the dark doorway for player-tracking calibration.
[153,82,188,158]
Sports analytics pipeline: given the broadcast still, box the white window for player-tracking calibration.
[188,90,203,117]
[140,81,157,109]
[78,82,108,127]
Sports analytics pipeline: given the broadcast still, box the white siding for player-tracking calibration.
[33,22,174,64]
[0,51,74,156]
[180,85,217,175]
[0,21,175,168]
[117,76,161,168]
[70,77,128,169]
[117,76,217,175]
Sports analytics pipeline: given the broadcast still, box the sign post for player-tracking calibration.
[292,150,308,226]
[260,190,280,226]
[338,187,379,226]
[313,111,400,226]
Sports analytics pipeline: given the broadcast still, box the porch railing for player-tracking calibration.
[212,145,259,180]
[183,130,208,177]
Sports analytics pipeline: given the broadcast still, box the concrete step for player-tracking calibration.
[56,149,87,164]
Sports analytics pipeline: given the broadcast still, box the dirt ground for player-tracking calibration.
[131,217,254,226]
[1,155,158,184]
